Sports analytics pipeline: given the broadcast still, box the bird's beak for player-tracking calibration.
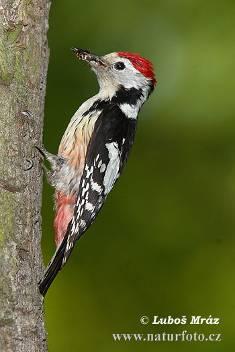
[71,48,106,67]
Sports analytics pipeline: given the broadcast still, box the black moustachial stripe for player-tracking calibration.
[82,85,143,117]
[111,86,143,105]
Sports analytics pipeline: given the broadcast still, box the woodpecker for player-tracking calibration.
[39,48,156,296]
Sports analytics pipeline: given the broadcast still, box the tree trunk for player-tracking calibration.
[0,1,50,351]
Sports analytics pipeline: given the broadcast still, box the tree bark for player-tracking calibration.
[0,1,50,351]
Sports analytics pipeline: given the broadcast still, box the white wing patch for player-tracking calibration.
[91,178,102,193]
[64,142,122,263]
[103,142,120,195]
[119,103,139,119]
[85,202,95,211]
[100,164,106,173]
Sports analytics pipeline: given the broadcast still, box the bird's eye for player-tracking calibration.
[114,62,126,70]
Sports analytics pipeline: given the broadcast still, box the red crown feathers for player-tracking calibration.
[118,52,156,86]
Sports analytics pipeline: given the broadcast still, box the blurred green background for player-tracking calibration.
[42,0,235,351]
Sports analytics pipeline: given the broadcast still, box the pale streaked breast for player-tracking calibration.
[55,110,100,195]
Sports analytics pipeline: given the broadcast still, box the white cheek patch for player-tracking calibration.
[112,58,149,90]
[103,142,120,194]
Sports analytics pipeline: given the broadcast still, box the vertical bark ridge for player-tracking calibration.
[0,1,50,351]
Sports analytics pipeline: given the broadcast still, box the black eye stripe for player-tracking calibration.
[114,62,126,70]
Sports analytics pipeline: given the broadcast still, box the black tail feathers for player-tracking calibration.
[39,235,68,296]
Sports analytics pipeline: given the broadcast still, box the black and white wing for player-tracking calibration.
[39,104,136,295]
